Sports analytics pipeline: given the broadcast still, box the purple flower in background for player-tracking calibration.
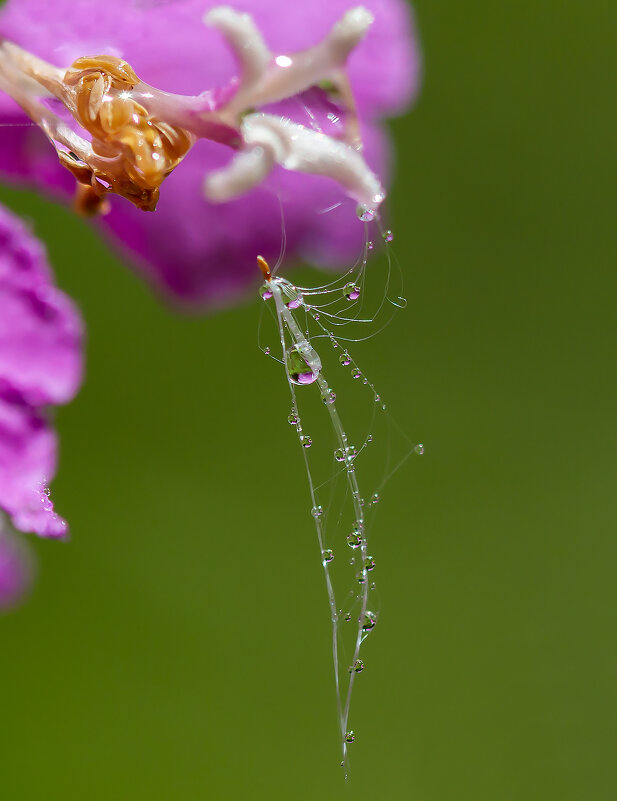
[0,0,420,306]
[0,1,418,603]
[0,204,83,539]
[0,520,34,610]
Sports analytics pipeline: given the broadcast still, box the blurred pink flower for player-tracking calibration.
[0,0,420,306]
[0,204,83,539]
[0,520,34,609]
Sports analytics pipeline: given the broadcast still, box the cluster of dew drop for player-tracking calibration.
[256,209,423,775]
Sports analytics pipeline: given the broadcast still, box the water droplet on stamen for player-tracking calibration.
[414,443,425,455]
[285,288,303,309]
[264,346,271,355]
[334,448,345,462]
[348,659,364,673]
[370,492,380,505]
[351,368,362,380]
[364,556,376,571]
[286,345,319,385]
[343,282,361,301]
[322,549,334,564]
[339,353,352,367]
[356,205,375,222]
[344,612,352,622]
[259,285,273,300]
[382,229,394,243]
[301,435,312,448]
[345,731,356,743]
[367,240,374,250]
[322,388,336,405]
[311,505,323,518]
[288,412,299,426]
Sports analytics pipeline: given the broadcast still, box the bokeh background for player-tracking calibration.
[1,1,616,799]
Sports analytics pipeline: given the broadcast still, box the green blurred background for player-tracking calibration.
[2,1,616,799]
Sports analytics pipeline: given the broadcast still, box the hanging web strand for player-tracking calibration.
[257,243,420,777]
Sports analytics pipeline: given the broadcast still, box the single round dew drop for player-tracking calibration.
[414,443,425,455]
[334,447,345,462]
[345,731,356,743]
[288,412,299,425]
[343,282,361,301]
[301,435,312,448]
[362,611,377,631]
[351,368,362,380]
[382,229,394,243]
[311,505,323,518]
[347,532,362,549]
[259,284,273,300]
[322,549,334,564]
[286,345,319,386]
[348,659,364,673]
[356,204,375,222]
[339,353,352,367]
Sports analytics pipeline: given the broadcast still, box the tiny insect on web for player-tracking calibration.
[256,213,423,777]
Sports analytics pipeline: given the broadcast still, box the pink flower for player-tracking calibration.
[0,0,420,306]
[0,204,83,538]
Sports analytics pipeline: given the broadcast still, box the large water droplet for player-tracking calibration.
[259,284,273,300]
[339,353,352,367]
[322,549,334,564]
[345,731,356,743]
[286,345,319,386]
[334,448,346,462]
[322,388,336,405]
[364,556,376,571]
[301,435,312,448]
[288,412,299,425]
[351,368,362,380]
[343,282,361,301]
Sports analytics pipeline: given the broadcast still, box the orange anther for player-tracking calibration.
[257,255,271,280]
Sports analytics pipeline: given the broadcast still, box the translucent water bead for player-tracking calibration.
[286,345,319,386]
[343,282,361,301]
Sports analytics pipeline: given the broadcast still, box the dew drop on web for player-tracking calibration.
[343,282,361,301]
